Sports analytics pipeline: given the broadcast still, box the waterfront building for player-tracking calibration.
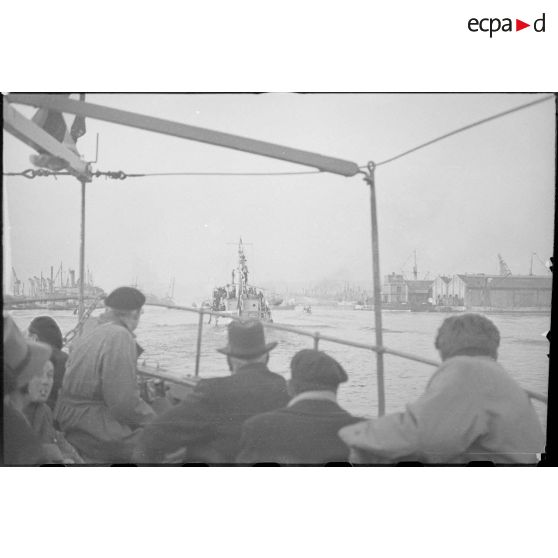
[382,274,433,307]
[447,274,551,311]
[432,275,452,305]
[405,280,433,306]
[382,273,407,304]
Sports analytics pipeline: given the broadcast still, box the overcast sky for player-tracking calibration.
[3,93,555,303]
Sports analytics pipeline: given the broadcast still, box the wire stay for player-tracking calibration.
[3,169,324,179]
[370,94,554,168]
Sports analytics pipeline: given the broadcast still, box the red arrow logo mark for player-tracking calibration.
[516,19,530,31]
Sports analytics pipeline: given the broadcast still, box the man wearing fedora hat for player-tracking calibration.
[137,319,289,463]
[3,314,52,464]
[237,349,362,464]
[54,286,157,462]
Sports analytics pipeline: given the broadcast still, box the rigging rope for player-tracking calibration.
[370,94,554,168]
[115,170,324,177]
[62,296,104,347]
[3,169,324,179]
[3,169,72,179]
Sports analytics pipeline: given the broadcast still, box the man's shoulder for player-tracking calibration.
[288,399,364,426]
[77,320,130,344]
[96,322,135,348]
[195,375,231,392]
[243,366,288,385]
[100,321,132,336]
[435,356,505,382]
[428,355,515,399]
[198,368,287,389]
[243,406,290,430]
[243,402,362,435]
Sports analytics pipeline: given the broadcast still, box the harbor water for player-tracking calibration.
[10,306,550,433]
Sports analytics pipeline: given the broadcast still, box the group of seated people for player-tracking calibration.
[3,286,546,465]
[4,314,84,464]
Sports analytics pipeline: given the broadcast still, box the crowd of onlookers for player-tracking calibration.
[2,286,546,465]
[212,285,266,311]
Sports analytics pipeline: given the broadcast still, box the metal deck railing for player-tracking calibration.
[144,302,549,410]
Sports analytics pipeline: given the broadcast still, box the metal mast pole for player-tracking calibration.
[78,179,86,321]
[362,162,385,416]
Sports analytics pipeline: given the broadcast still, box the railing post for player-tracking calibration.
[194,310,204,377]
[78,179,86,322]
[363,162,386,417]
[313,332,320,350]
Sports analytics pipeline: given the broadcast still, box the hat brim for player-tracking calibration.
[16,342,52,388]
[216,341,277,359]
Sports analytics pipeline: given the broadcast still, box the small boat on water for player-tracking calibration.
[273,304,296,311]
[268,294,284,306]
[354,303,373,311]
[210,239,272,323]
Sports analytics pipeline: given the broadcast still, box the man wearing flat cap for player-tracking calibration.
[137,319,289,463]
[339,314,545,464]
[55,286,157,462]
[237,349,362,464]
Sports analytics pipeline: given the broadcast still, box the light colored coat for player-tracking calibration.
[339,356,545,464]
[55,315,156,461]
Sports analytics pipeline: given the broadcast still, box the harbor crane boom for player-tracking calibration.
[497,253,512,276]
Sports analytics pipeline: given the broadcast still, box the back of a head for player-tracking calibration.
[28,315,64,350]
[104,287,145,330]
[435,313,500,361]
[104,286,146,312]
[290,349,348,394]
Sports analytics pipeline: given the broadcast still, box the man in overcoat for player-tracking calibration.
[55,287,157,462]
[136,319,289,463]
[339,314,545,464]
[236,349,362,464]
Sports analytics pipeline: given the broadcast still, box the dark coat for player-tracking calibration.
[47,347,68,412]
[137,363,289,463]
[24,403,84,463]
[237,398,362,464]
[2,404,42,465]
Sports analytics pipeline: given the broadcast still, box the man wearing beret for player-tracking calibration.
[137,319,289,463]
[55,287,157,462]
[339,314,545,464]
[237,349,362,464]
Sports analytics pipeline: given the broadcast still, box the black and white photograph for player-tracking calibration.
[1,2,557,556]
[3,93,554,466]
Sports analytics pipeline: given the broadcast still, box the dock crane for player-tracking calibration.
[482,254,513,307]
[11,267,23,296]
[497,253,512,276]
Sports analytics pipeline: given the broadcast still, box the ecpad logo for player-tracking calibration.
[468,13,546,37]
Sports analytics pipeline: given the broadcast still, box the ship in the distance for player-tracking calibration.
[209,238,272,323]
[4,264,105,310]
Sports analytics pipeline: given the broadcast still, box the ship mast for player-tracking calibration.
[238,237,247,297]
